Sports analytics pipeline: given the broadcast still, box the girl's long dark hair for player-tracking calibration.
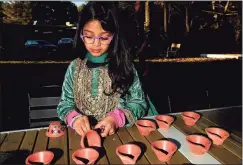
[73,2,134,95]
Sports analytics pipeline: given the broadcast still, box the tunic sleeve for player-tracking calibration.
[118,67,158,127]
[57,59,77,122]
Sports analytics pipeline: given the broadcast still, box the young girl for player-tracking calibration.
[57,2,158,137]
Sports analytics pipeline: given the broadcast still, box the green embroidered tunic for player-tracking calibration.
[57,53,158,127]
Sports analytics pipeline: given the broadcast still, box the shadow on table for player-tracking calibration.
[89,146,106,164]
[0,150,30,164]
[47,148,63,164]
[127,141,147,161]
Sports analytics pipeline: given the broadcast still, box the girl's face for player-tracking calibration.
[81,20,113,57]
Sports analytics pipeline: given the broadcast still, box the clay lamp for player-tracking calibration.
[135,120,156,136]
[25,151,54,165]
[46,121,65,138]
[151,140,178,162]
[80,130,101,148]
[72,148,99,165]
[116,144,141,164]
[155,115,174,130]
[181,111,200,126]
[205,127,230,145]
[186,134,212,155]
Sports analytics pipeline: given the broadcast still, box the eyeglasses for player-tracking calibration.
[80,34,114,45]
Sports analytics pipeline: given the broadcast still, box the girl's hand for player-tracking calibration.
[72,116,91,136]
[94,116,117,137]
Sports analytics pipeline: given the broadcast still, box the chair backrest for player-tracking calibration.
[28,85,61,128]
[171,43,181,50]
[166,43,181,58]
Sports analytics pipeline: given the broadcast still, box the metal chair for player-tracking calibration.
[166,43,181,58]
[28,85,61,128]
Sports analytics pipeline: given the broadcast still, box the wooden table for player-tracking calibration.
[0,106,242,164]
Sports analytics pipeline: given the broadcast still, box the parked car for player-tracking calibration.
[25,40,57,51]
[24,40,57,59]
[58,38,73,45]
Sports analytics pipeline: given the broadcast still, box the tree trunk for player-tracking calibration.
[224,0,230,13]
[186,7,189,32]
[212,0,219,29]
[135,1,140,12]
[164,2,167,33]
[212,1,217,20]
[235,31,240,42]
[144,0,150,32]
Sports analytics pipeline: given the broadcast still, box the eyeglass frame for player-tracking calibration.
[80,33,114,45]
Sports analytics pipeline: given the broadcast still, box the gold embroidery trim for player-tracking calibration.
[76,59,120,121]
[74,58,82,111]
[72,58,137,124]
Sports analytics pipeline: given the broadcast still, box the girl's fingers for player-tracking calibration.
[83,117,91,131]
[101,124,111,137]
[109,128,115,135]
[75,125,84,136]
[94,122,102,129]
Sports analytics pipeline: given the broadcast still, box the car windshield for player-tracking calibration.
[37,40,51,45]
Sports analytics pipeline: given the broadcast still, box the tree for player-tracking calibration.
[0,2,3,23]
[0,1,3,58]
[31,1,78,25]
[198,1,242,41]
[77,4,85,13]
[116,1,137,52]
[2,1,32,25]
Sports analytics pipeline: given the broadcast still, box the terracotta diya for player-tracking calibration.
[46,121,65,138]
[151,140,178,162]
[181,111,200,126]
[205,127,230,145]
[25,151,54,165]
[80,130,101,148]
[116,144,141,164]
[186,134,212,155]
[135,120,156,136]
[155,115,174,130]
[72,148,99,165]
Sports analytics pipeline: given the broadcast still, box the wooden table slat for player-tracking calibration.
[103,133,123,164]
[126,125,165,164]
[145,129,191,164]
[33,129,48,152]
[116,127,150,164]
[19,130,38,153]
[0,132,25,152]
[173,116,242,164]
[68,128,81,165]
[193,116,242,159]
[0,133,7,147]
[48,127,68,164]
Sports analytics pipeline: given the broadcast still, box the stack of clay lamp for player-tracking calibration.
[25,111,230,165]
